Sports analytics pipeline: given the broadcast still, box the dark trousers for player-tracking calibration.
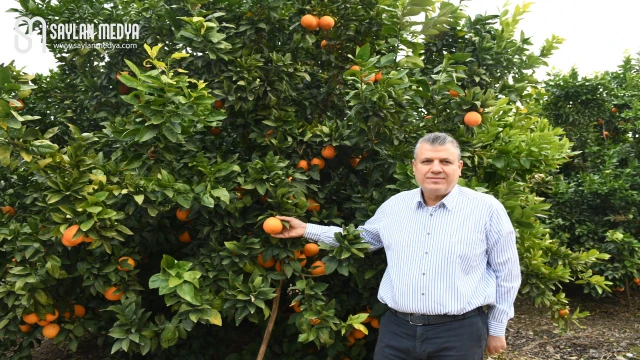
[373,309,488,360]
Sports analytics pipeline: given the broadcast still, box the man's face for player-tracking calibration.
[412,143,463,202]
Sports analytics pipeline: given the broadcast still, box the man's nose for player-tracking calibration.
[430,161,443,171]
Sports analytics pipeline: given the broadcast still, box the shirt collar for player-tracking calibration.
[415,184,460,211]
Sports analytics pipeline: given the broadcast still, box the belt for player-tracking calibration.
[389,307,484,326]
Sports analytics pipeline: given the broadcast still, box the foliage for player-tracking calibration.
[0,0,607,358]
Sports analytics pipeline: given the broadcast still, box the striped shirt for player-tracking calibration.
[304,185,521,336]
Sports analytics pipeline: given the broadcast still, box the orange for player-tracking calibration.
[310,157,325,170]
[73,304,86,317]
[349,65,360,71]
[22,313,39,324]
[318,16,335,30]
[115,71,128,82]
[9,99,24,111]
[210,127,222,136]
[370,317,379,328]
[292,302,302,313]
[176,208,190,221]
[360,311,371,323]
[117,256,136,271]
[62,225,85,247]
[375,71,383,82]
[257,253,275,268]
[263,217,283,234]
[321,40,328,48]
[2,206,16,216]
[352,329,366,339]
[178,231,191,243]
[303,243,320,257]
[449,89,460,97]
[45,309,59,322]
[37,319,50,326]
[214,99,224,109]
[265,129,275,138]
[42,323,60,339]
[603,131,609,138]
[84,236,93,243]
[478,107,483,113]
[597,119,604,125]
[321,145,336,159]
[558,309,569,317]
[349,156,361,168]
[300,14,319,30]
[310,260,326,275]
[19,324,32,333]
[307,199,320,212]
[297,254,307,267]
[345,333,356,346]
[463,111,482,127]
[297,159,309,171]
[611,107,618,113]
[309,318,321,325]
[63,311,71,320]
[363,74,375,84]
[275,261,283,272]
[104,286,124,301]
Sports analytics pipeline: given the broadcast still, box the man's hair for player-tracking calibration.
[414,132,461,161]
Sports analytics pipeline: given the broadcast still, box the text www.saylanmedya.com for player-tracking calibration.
[52,42,138,50]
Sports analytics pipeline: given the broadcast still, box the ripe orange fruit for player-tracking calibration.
[349,156,361,168]
[45,309,59,322]
[320,40,328,48]
[9,99,25,111]
[210,127,222,136]
[104,286,124,301]
[116,71,128,82]
[352,329,366,339]
[275,261,283,272]
[363,74,375,84]
[310,260,326,275]
[84,236,93,243]
[72,304,85,318]
[345,333,356,346]
[265,129,275,138]
[321,145,336,159]
[303,243,320,257]
[310,157,325,170]
[62,225,85,247]
[263,217,283,234]
[42,323,60,339]
[463,111,482,127]
[370,317,379,328]
[309,318,321,325]
[449,89,460,97]
[22,313,39,324]
[19,324,32,332]
[1,206,16,216]
[297,159,309,171]
[214,99,224,109]
[297,253,307,267]
[292,302,302,313]
[117,256,136,271]
[318,16,335,30]
[176,208,190,221]
[597,119,604,125]
[307,199,320,212]
[349,65,360,71]
[257,253,275,268]
[375,71,383,82]
[558,309,569,317]
[300,14,319,30]
[178,231,191,243]
[63,311,71,320]
[37,319,50,326]
[611,107,618,113]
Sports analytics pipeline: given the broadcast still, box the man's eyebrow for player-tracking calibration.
[418,156,453,161]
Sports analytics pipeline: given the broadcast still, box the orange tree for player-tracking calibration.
[1,0,606,358]
[537,55,640,299]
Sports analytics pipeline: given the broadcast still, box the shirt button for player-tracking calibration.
[422,273,425,275]
[424,251,428,255]
[427,232,431,235]
[430,214,433,217]
[421,293,425,296]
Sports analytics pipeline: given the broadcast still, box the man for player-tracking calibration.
[274,132,521,359]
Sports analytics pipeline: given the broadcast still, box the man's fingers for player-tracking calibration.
[276,215,296,222]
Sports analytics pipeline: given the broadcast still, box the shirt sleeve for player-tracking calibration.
[304,201,387,251]
[485,200,522,337]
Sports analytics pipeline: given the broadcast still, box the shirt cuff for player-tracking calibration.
[304,223,340,247]
[487,320,507,337]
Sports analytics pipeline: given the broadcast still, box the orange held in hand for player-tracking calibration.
[303,243,320,257]
[263,217,284,234]
[62,225,85,247]
[310,260,326,275]
[463,111,482,127]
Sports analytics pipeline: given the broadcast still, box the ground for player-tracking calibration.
[12,289,640,359]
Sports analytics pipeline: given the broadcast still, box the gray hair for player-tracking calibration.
[414,132,461,161]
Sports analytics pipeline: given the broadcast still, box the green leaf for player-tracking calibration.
[80,218,95,231]
[138,126,159,142]
[176,282,200,305]
[398,56,424,68]
[133,194,144,205]
[356,44,370,61]
[169,276,184,287]
[209,309,222,326]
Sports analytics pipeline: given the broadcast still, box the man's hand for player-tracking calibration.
[271,216,307,238]
[485,335,507,356]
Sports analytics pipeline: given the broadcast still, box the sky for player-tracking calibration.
[0,0,638,77]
